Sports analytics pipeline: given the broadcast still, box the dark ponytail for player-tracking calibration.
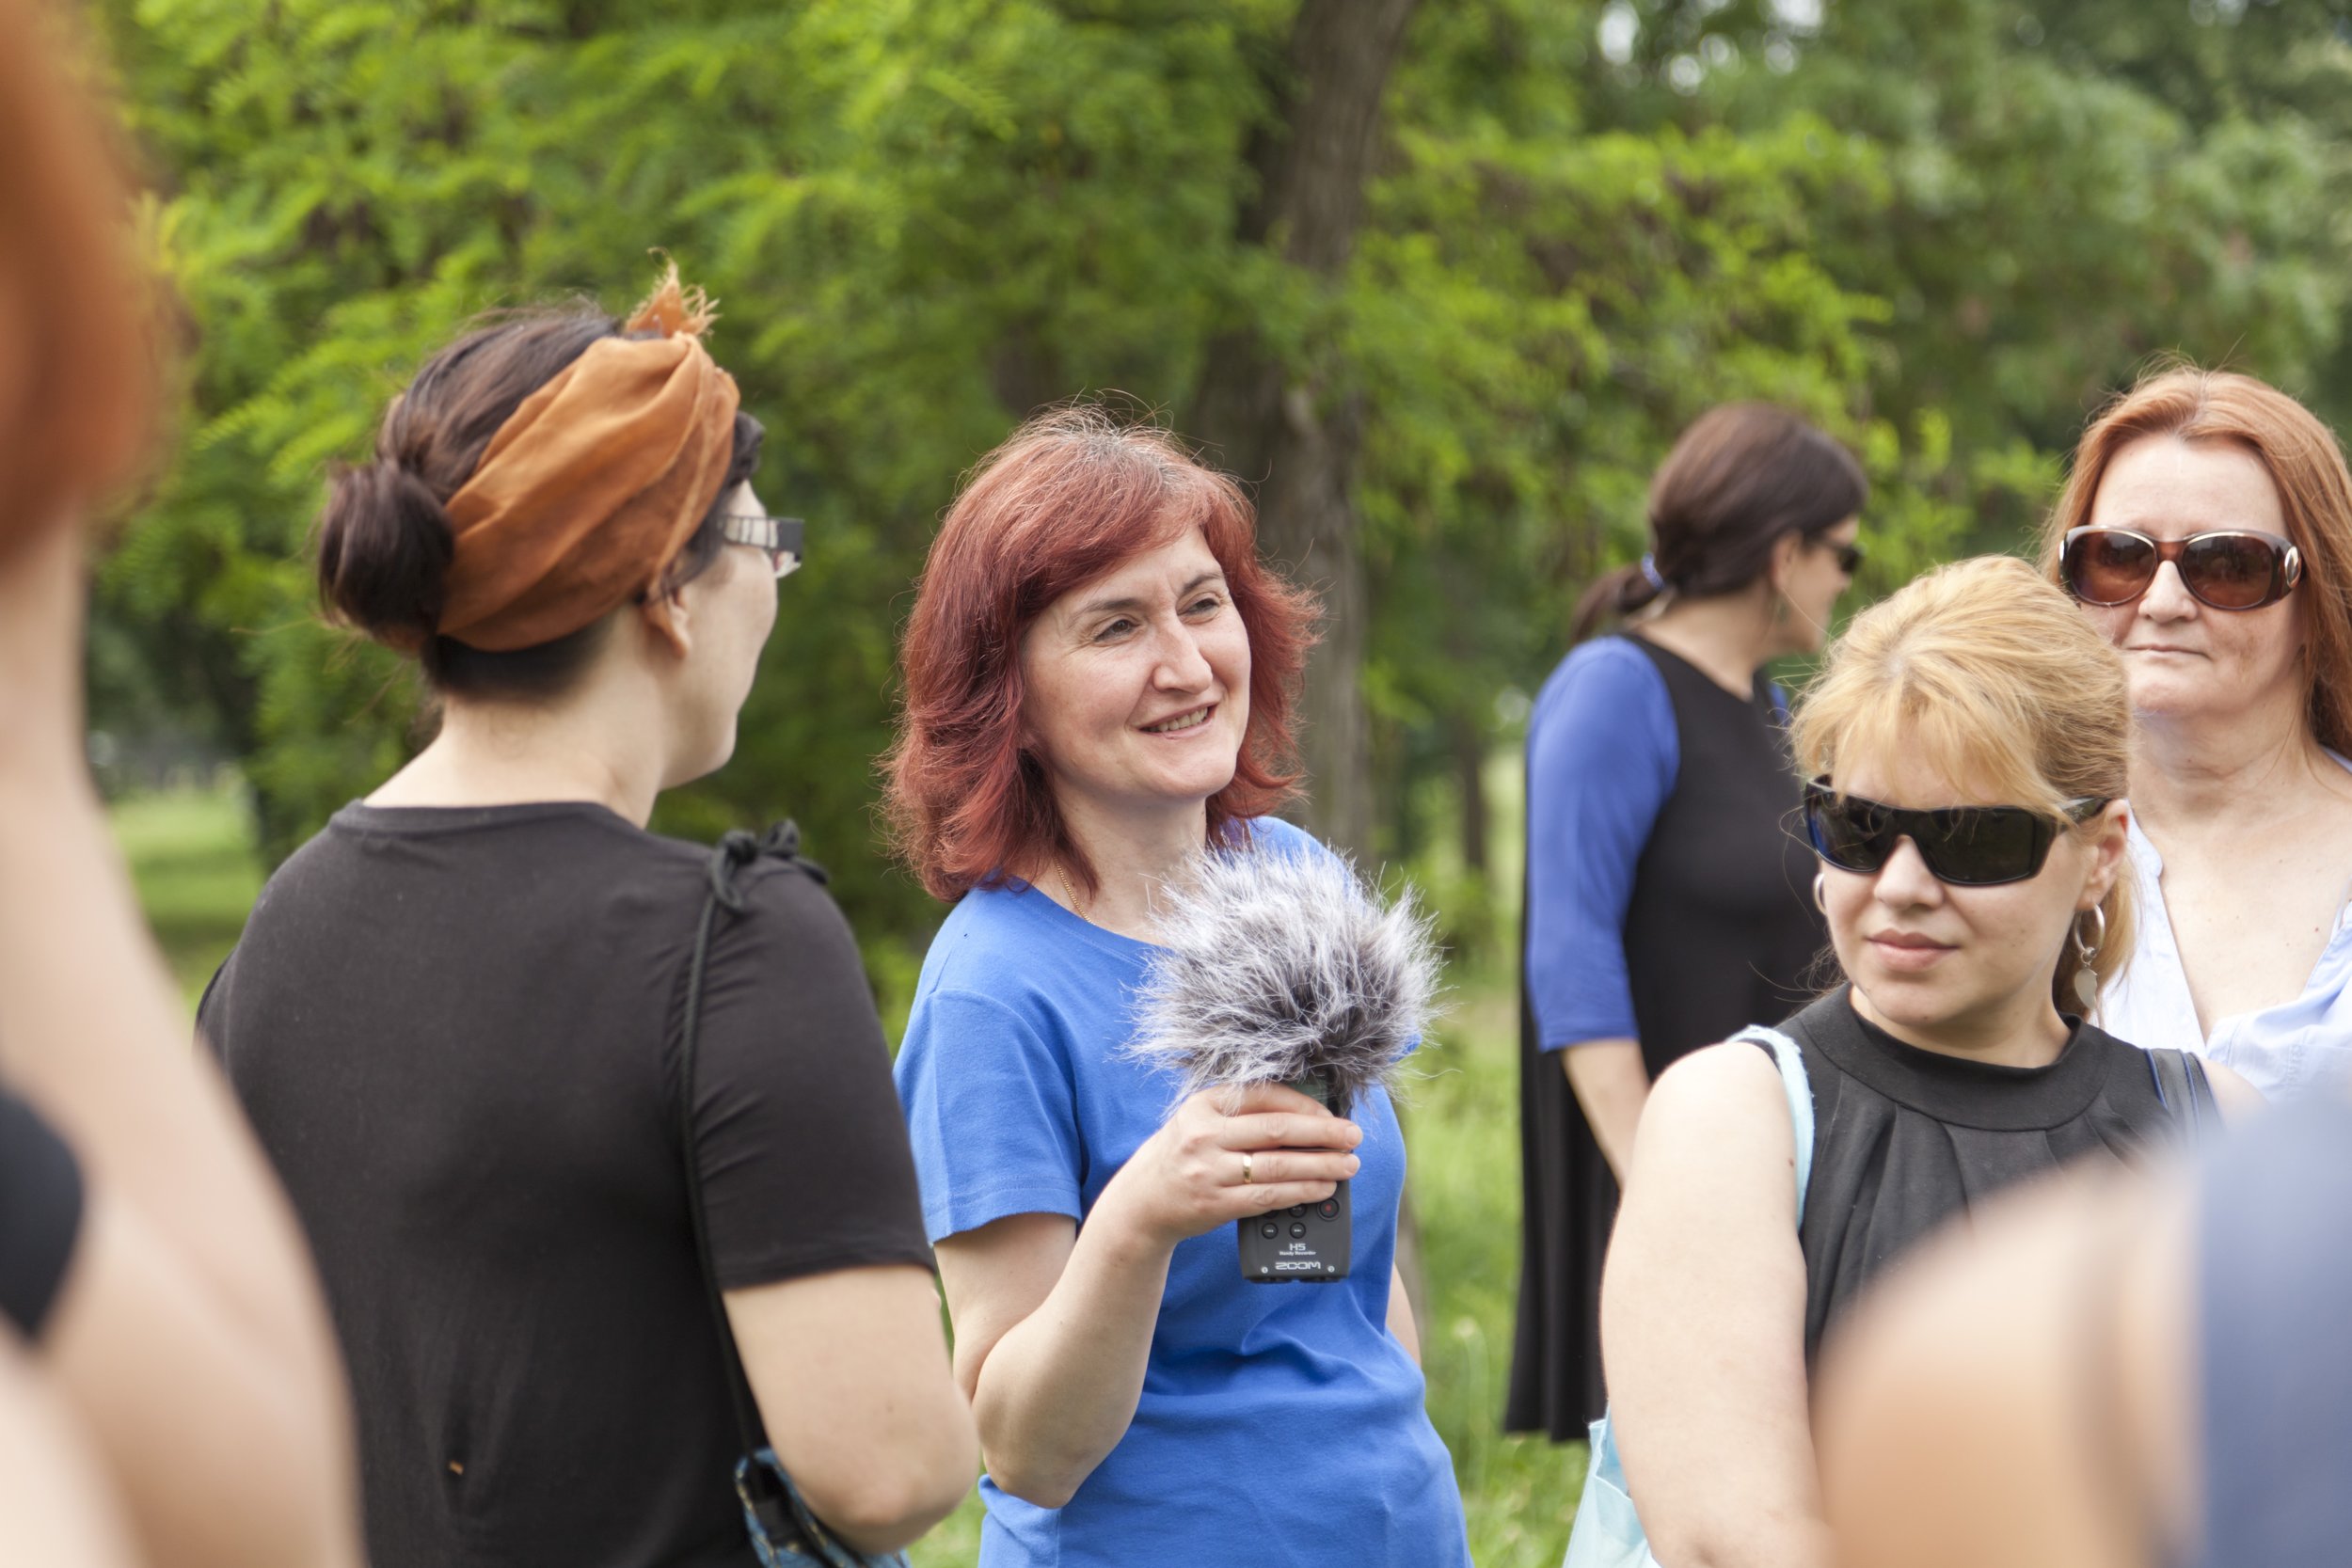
[315,307,764,700]
[1570,404,1867,643]
[1569,562,1664,644]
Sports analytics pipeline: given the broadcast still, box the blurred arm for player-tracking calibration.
[0,1333,140,1568]
[1816,1168,2193,1568]
[1603,1043,1825,1568]
[0,527,361,1568]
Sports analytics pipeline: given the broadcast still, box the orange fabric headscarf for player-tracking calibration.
[436,268,741,651]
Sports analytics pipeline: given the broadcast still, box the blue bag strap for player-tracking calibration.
[1729,1024,1815,1225]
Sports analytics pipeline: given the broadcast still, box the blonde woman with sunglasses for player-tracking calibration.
[1591,557,2257,1568]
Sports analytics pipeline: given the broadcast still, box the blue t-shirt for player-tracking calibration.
[895,818,1470,1568]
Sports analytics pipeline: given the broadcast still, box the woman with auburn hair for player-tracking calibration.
[2044,367,2352,1099]
[0,0,163,548]
[1587,558,2253,1568]
[886,407,1471,1566]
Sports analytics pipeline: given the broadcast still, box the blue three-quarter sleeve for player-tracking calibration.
[1524,638,1678,1050]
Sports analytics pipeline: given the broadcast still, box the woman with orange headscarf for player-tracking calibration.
[198,267,976,1565]
[0,1,361,1564]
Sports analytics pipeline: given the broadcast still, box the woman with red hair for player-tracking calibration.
[2043,368,2352,1098]
[887,408,1471,1566]
[0,1,359,1563]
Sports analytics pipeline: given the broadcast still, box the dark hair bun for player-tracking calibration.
[316,458,454,646]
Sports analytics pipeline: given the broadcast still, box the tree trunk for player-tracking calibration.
[1452,710,1488,876]
[1187,0,1421,868]
[1187,0,1425,1344]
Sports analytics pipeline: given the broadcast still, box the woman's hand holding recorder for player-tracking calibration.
[1100,1082,1361,1250]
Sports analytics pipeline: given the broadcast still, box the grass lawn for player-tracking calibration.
[117,783,1587,1565]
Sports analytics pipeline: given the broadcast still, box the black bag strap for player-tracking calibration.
[2146,1047,2219,1141]
[675,825,834,1544]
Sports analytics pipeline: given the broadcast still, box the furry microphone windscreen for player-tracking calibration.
[1125,843,1441,1115]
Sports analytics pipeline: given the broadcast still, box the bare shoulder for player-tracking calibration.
[1629,1038,1799,1187]
[1645,1037,1792,1133]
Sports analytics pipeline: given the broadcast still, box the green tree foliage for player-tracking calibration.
[87,0,2352,990]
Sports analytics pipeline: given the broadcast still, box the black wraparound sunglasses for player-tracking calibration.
[2059,526,2301,611]
[1803,778,2108,887]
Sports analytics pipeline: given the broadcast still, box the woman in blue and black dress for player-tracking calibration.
[1506,404,1866,1439]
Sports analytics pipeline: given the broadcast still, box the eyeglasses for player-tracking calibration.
[1803,778,2108,887]
[721,514,804,580]
[2059,526,2300,611]
[1818,537,1865,576]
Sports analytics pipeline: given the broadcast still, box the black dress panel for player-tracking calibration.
[1507,635,1823,1438]
[1779,989,2177,1365]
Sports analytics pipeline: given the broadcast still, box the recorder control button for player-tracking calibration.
[1259,1222,1279,1239]
[1289,1223,1307,1239]
[1317,1199,1339,1220]
[1289,1205,1306,1217]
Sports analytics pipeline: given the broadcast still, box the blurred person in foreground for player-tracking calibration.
[0,1,363,1563]
[1511,404,1863,1439]
[2046,368,2352,1097]
[1819,1090,2347,1568]
[199,266,976,1565]
[886,409,1471,1566]
[1595,558,2257,1567]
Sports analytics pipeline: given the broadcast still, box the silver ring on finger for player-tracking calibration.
[1242,1150,1254,1184]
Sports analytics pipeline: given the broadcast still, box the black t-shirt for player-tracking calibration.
[199,801,932,1568]
[0,1084,83,1340]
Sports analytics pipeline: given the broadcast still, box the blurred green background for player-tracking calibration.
[90,0,2352,989]
[94,0,2352,1560]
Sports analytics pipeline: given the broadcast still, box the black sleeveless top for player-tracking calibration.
[1775,989,2186,1366]
[1508,634,1822,1437]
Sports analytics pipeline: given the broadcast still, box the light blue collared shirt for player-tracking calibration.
[2100,805,2352,1100]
